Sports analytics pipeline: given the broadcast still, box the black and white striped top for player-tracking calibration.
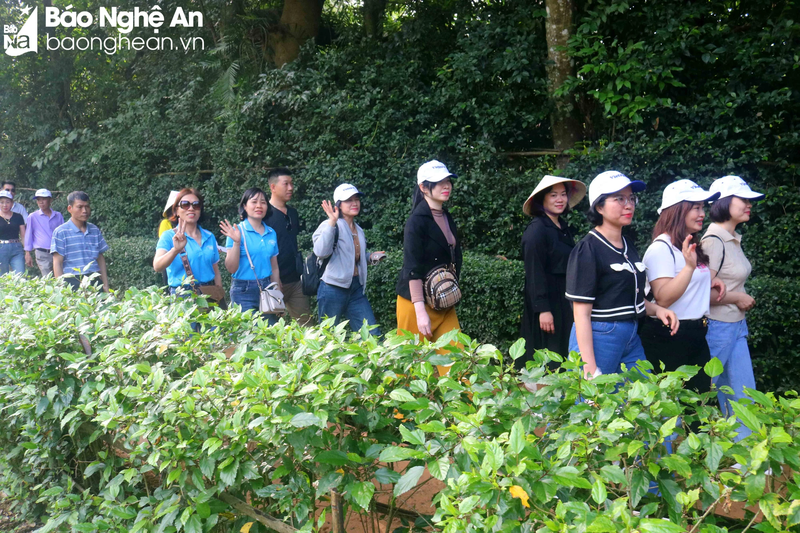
[565,230,646,321]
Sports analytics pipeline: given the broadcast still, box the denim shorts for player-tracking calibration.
[569,320,646,375]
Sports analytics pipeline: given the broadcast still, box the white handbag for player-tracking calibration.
[241,224,286,315]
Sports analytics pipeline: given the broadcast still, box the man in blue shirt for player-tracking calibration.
[51,191,110,291]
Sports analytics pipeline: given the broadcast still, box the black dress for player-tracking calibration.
[518,216,575,369]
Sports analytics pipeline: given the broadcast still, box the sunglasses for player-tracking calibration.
[178,200,201,210]
[284,213,292,232]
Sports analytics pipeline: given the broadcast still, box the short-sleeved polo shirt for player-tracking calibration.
[702,223,752,323]
[157,226,220,287]
[225,220,279,280]
[566,230,646,321]
[643,234,711,320]
[50,219,109,275]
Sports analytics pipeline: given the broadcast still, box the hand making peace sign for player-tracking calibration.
[172,218,188,254]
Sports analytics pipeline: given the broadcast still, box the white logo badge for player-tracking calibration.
[4,5,38,56]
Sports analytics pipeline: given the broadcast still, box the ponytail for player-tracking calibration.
[411,181,435,213]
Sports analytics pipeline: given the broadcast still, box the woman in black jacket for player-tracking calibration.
[396,160,463,367]
[518,176,587,369]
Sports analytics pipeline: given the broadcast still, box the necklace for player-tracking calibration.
[1,213,12,223]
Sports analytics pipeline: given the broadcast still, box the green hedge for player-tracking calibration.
[2,276,799,533]
[103,236,798,393]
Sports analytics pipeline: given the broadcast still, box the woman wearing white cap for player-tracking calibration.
[702,176,764,441]
[312,183,381,335]
[396,160,462,361]
[519,176,587,369]
[0,190,26,275]
[640,180,726,395]
[566,171,679,379]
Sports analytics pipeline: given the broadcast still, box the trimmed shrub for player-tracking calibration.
[100,237,800,393]
[1,276,799,533]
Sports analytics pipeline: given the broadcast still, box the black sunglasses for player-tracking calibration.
[178,200,201,210]
[284,212,292,232]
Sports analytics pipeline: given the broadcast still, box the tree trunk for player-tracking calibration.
[363,0,386,38]
[271,0,324,67]
[544,0,581,168]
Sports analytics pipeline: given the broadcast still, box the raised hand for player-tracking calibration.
[322,199,339,227]
[172,218,188,253]
[219,219,241,244]
[681,234,698,270]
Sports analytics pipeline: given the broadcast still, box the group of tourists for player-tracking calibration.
[3,164,763,439]
[519,171,762,440]
[0,182,108,291]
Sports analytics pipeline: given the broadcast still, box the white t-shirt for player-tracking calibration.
[643,234,711,320]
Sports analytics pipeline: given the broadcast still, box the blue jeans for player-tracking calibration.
[318,277,380,336]
[706,318,755,441]
[0,242,24,275]
[230,278,278,326]
[569,320,646,375]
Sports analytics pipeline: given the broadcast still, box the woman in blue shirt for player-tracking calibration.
[154,188,222,296]
[220,187,281,323]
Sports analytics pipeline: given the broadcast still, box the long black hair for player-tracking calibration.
[238,187,270,220]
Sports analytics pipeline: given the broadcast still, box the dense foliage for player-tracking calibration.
[2,276,800,533]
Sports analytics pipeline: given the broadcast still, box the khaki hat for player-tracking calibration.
[523,175,587,216]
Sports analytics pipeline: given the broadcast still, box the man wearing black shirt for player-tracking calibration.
[265,168,314,326]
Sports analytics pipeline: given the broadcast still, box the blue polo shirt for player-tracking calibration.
[225,220,279,280]
[157,226,220,287]
[50,219,109,275]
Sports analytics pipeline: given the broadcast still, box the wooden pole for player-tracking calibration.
[330,490,345,533]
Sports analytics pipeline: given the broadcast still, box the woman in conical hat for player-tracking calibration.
[519,175,586,370]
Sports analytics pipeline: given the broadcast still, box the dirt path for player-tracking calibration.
[0,495,38,533]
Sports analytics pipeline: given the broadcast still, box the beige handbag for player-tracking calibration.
[423,246,461,311]
[241,224,286,315]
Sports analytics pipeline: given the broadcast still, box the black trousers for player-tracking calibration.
[640,318,712,395]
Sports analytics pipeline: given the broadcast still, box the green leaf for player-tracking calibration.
[196,502,211,519]
[202,437,222,455]
[587,515,616,533]
[508,420,525,455]
[600,465,626,485]
[509,338,526,360]
[730,402,763,433]
[481,442,504,473]
[399,425,426,446]
[704,357,723,378]
[219,459,239,487]
[379,446,424,462]
[394,466,424,497]
[375,468,401,485]
[638,519,685,533]
[348,481,375,510]
[199,457,215,478]
[630,470,649,507]
[84,462,105,477]
[316,450,350,465]
[591,478,607,505]
[316,472,343,498]
[427,456,450,481]
[744,472,766,502]
[184,514,202,533]
[290,412,322,428]
[705,442,723,472]
[390,389,415,403]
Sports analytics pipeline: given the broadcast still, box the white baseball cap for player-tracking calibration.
[0,191,12,200]
[709,175,765,201]
[657,179,719,214]
[34,188,52,199]
[163,190,179,217]
[588,170,646,207]
[417,160,456,185]
[333,183,363,203]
